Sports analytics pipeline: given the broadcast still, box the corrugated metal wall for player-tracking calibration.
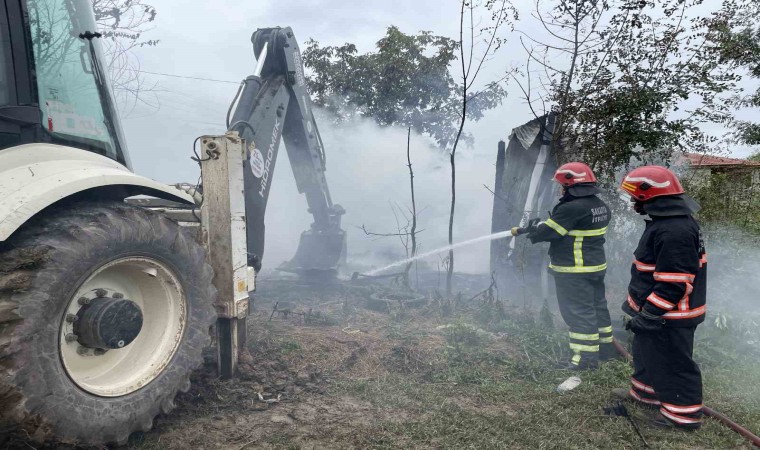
[490,113,558,306]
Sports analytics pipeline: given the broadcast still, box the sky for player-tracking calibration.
[117,0,759,274]
[121,0,523,179]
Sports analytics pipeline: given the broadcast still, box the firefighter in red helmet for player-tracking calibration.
[614,165,707,430]
[518,162,614,369]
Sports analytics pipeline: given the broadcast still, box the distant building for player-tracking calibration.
[680,153,760,229]
[682,152,760,185]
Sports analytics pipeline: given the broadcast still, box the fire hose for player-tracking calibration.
[613,338,760,447]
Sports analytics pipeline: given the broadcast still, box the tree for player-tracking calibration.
[302,26,506,149]
[445,0,516,297]
[514,0,742,176]
[404,127,419,289]
[710,0,760,146]
[92,0,160,112]
[360,127,422,290]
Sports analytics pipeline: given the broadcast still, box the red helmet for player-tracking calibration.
[553,162,597,187]
[620,165,684,201]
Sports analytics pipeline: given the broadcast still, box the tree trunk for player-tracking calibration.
[404,127,418,290]
[448,0,469,298]
[447,92,467,297]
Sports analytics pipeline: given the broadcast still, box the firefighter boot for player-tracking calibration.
[555,357,598,371]
[633,409,674,429]
[611,388,634,401]
[611,388,661,409]
[633,408,701,431]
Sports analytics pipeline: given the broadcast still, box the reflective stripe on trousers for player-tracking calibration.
[569,331,599,365]
[599,325,613,344]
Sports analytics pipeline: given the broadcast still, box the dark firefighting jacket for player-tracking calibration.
[623,215,707,327]
[529,193,611,275]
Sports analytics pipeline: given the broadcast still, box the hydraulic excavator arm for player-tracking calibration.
[227,27,346,276]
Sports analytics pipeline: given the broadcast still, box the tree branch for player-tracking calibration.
[467,0,510,90]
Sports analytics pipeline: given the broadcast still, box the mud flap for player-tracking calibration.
[278,229,346,278]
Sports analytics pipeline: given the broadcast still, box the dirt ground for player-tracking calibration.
[125,274,525,449]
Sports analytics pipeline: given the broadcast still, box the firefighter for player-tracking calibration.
[522,162,614,370]
[614,165,707,430]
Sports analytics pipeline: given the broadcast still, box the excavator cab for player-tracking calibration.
[0,0,130,165]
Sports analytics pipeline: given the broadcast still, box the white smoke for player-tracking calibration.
[262,109,503,275]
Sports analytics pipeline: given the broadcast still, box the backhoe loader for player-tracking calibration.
[0,0,344,445]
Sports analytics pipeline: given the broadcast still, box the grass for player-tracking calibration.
[328,314,760,450]
[338,366,758,449]
[279,340,302,355]
[125,281,760,450]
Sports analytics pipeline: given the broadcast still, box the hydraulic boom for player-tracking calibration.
[228,27,346,277]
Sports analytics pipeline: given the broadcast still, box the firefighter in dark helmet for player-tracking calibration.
[514,162,614,370]
[613,165,707,430]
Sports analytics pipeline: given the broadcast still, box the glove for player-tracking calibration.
[511,218,541,236]
[625,308,665,333]
[524,218,540,234]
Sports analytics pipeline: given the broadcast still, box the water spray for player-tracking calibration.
[365,219,540,276]
[366,230,505,275]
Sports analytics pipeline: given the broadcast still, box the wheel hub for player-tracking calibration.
[74,295,143,350]
[60,257,186,397]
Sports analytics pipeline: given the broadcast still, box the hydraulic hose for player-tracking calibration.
[612,338,760,447]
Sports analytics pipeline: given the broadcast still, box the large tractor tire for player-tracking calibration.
[0,202,216,446]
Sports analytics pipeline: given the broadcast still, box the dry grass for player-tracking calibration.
[121,276,760,450]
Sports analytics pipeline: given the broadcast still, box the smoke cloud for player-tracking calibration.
[262,109,505,276]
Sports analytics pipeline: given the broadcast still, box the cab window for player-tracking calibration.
[27,0,123,160]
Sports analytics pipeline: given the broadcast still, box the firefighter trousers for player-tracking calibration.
[629,326,703,429]
[553,274,613,368]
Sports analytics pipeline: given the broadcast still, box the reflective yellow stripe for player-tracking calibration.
[549,263,607,273]
[571,353,581,364]
[622,182,637,192]
[544,218,568,236]
[568,226,608,237]
[599,336,614,344]
[568,332,599,341]
[573,236,584,266]
[569,343,599,352]
[598,326,613,334]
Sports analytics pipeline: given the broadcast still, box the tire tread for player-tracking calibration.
[0,202,215,446]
